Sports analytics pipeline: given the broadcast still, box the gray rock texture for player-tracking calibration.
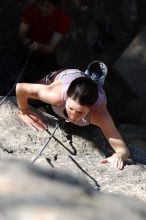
[0,96,146,203]
[115,26,146,101]
[0,159,146,220]
[119,124,146,149]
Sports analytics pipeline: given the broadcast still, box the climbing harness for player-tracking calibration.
[0,50,32,105]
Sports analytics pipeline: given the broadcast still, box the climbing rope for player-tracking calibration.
[31,118,66,164]
[0,50,32,105]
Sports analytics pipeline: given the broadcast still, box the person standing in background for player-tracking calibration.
[18,0,70,82]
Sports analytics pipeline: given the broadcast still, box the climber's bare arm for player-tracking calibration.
[91,103,130,170]
[16,81,62,131]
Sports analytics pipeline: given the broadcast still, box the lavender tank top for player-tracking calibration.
[51,69,107,126]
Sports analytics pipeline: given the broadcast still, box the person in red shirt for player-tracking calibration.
[18,0,70,82]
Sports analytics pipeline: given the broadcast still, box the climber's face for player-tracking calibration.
[65,97,90,122]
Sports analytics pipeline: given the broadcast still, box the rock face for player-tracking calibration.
[115,27,146,101]
[0,96,146,203]
[111,27,146,126]
[119,124,146,150]
[0,159,146,220]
